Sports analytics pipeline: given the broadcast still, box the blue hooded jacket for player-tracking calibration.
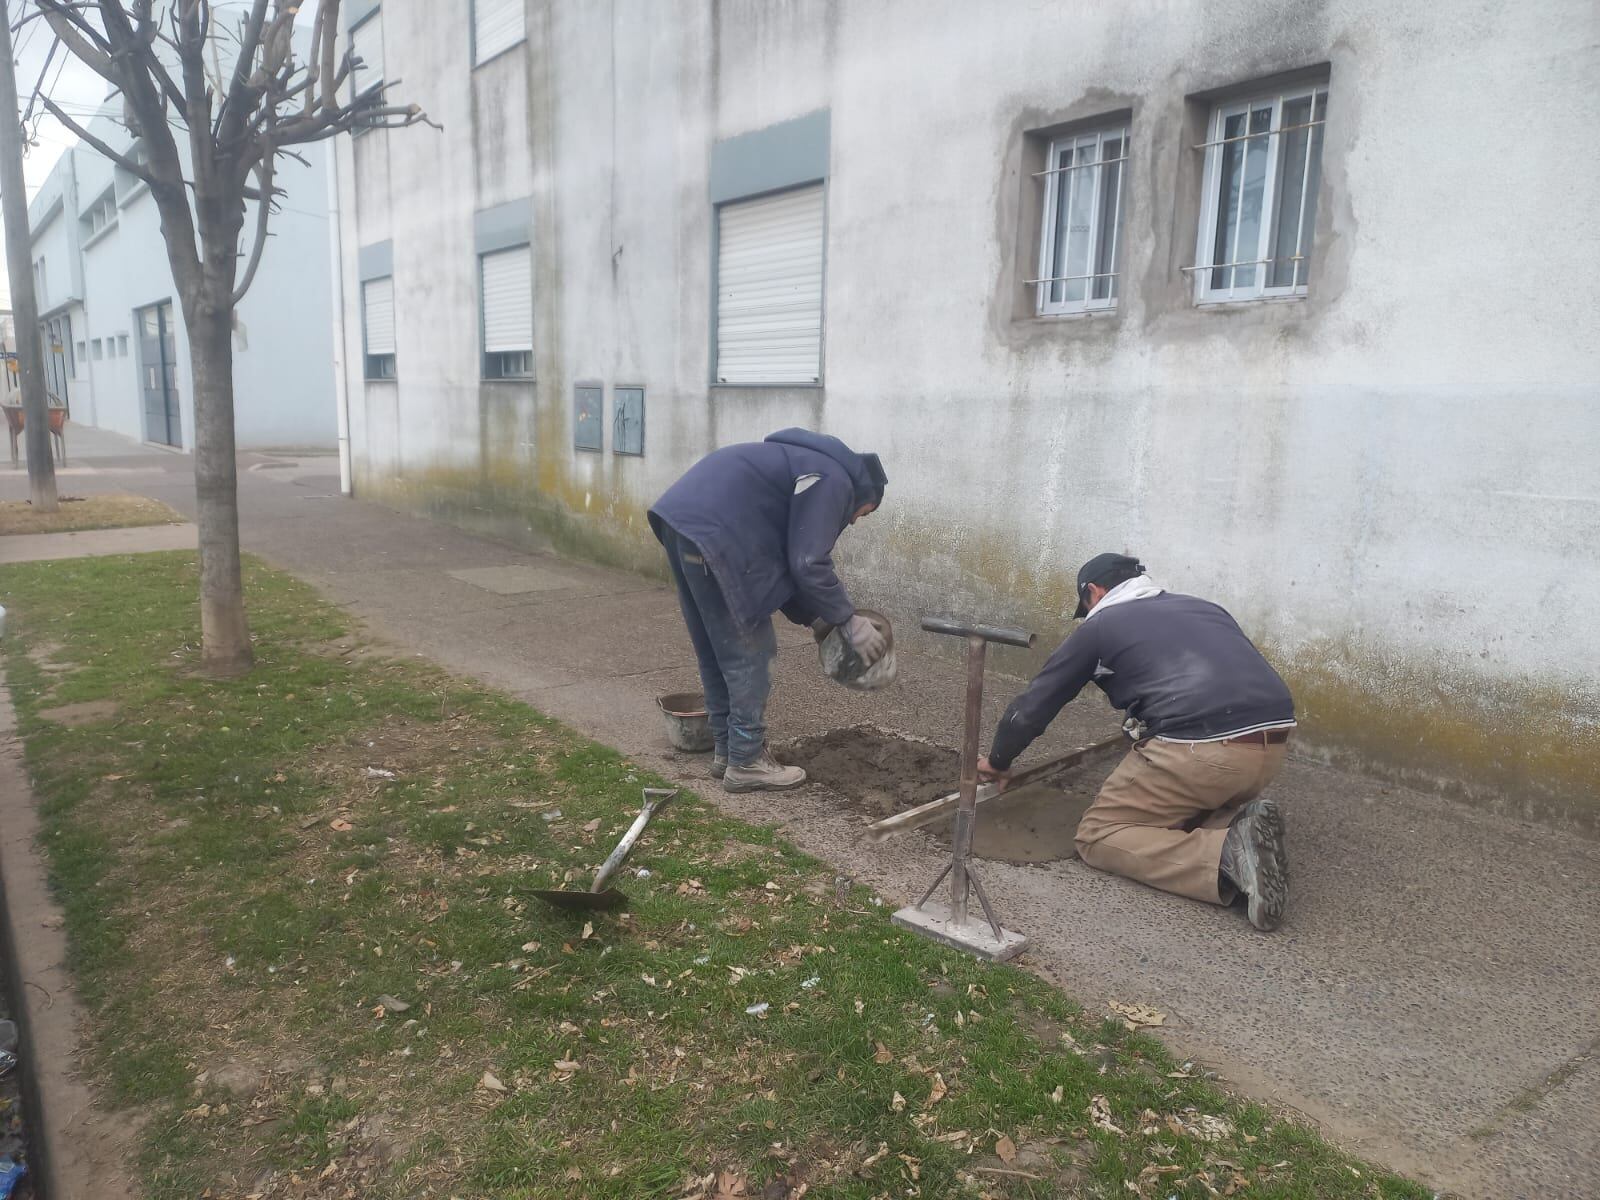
[648,429,887,632]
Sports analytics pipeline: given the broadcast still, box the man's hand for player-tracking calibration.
[976,756,1012,792]
[843,613,888,663]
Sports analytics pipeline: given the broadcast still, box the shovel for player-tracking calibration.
[531,787,677,911]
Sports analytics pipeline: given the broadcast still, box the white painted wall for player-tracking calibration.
[333,0,1600,816]
[28,101,336,451]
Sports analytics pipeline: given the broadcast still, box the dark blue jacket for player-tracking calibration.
[648,430,886,632]
[988,592,1296,768]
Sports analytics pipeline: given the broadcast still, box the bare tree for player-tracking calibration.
[31,0,429,674]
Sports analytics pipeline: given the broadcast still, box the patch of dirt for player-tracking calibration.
[37,699,121,727]
[784,726,1113,866]
[0,492,184,536]
[25,642,75,675]
[965,1138,1085,1192]
[315,713,514,784]
[781,726,959,817]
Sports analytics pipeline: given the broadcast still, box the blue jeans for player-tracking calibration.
[661,527,777,767]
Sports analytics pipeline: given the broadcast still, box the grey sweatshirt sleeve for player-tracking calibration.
[987,625,1099,770]
[784,472,856,627]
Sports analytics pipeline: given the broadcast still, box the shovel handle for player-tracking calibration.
[591,788,677,893]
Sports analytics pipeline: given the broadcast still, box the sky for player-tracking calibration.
[0,4,113,306]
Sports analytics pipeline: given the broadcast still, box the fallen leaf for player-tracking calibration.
[1050,1084,1064,1104]
[1108,1000,1166,1029]
[583,818,602,833]
[478,1071,507,1093]
[925,1072,948,1106]
[521,941,541,953]
[873,1041,893,1065]
[890,1091,906,1113]
[375,994,410,1013]
[1191,1113,1236,1142]
[553,1059,581,1073]
[581,922,594,940]
[994,1135,1017,1164]
[859,1142,890,1172]
[1089,1094,1124,1135]
[329,818,353,832]
[713,1169,748,1198]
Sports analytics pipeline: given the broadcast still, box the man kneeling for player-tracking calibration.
[977,553,1295,930]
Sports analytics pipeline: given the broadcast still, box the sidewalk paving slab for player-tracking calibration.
[0,522,196,564]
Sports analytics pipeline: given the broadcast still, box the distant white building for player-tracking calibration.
[27,98,336,451]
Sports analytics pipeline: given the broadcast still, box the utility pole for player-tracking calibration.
[0,0,57,511]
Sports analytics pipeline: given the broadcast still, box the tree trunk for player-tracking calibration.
[0,0,57,511]
[187,304,253,676]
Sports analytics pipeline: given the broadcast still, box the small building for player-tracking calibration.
[27,99,336,451]
[330,1,1600,823]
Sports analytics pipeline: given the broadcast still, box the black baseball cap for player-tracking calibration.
[1073,552,1144,618]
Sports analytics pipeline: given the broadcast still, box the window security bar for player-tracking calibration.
[1023,270,1120,285]
[1191,117,1324,152]
[1029,154,1130,180]
[1179,254,1305,273]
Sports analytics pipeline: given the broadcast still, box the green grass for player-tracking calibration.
[0,551,1430,1199]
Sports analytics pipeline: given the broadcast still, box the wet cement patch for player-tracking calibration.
[784,726,1114,866]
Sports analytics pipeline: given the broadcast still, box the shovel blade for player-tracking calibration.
[530,888,629,912]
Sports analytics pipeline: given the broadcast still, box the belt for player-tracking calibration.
[1220,729,1291,746]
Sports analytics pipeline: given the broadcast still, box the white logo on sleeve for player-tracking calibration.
[794,473,822,495]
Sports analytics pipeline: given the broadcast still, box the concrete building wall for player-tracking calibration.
[28,103,337,451]
[333,0,1600,825]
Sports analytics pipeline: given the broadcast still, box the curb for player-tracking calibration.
[0,661,139,1199]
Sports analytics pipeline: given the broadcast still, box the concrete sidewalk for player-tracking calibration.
[3,429,1597,1199]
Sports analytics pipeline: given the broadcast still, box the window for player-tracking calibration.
[362,276,396,379]
[91,338,104,360]
[473,0,524,64]
[349,11,384,119]
[1193,84,1327,302]
[480,245,533,379]
[82,190,117,237]
[1035,124,1127,315]
[117,334,129,357]
[714,184,824,385]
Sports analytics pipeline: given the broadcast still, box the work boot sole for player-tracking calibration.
[1235,799,1289,932]
[721,767,806,794]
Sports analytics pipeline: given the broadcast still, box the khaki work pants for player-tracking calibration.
[1074,738,1288,905]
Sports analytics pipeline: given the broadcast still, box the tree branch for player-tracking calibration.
[230,155,273,304]
[38,93,150,180]
[36,1,117,81]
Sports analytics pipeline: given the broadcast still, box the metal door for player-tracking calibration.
[42,315,71,412]
[138,301,180,447]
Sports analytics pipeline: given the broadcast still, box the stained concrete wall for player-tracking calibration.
[333,0,1600,826]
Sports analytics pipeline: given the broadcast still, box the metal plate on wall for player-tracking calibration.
[574,383,603,452]
[614,386,644,455]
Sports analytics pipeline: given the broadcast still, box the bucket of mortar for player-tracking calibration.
[657,691,715,752]
[818,609,897,691]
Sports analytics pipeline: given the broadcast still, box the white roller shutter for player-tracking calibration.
[363,277,395,355]
[481,246,533,353]
[350,12,383,97]
[473,0,524,64]
[715,184,824,384]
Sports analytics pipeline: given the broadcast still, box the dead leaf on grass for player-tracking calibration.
[583,818,602,833]
[859,1143,890,1172]
[925,1072,948,1106]
[329,818,353,832]
[713,1170,748,1199]
[581,922,594,940]
[479,1070,508,1093]
[553,1059,582,1073]
[873,1041,893,1065]
[994,1135,1017,1164]
[1089,1094,1124,1135]
[1050,1084,1064,1104]
[890,1091,906,1113]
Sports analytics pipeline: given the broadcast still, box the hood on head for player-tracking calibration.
[765,428,887,510]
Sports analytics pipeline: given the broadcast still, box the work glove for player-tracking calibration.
[811,618,833,644]
[842,613,888,664]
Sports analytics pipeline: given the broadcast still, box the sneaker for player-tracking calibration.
[722,747,806,793]
[709,753,727,780]
[1220,798,1288,931]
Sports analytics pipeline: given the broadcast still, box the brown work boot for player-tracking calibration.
[1220,798,1288,931]
[722,747,806,793]
[708,753,727,780]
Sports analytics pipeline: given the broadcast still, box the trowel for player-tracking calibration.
[531,787,677,911]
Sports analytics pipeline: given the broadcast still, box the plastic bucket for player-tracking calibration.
[657,691,715,752]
